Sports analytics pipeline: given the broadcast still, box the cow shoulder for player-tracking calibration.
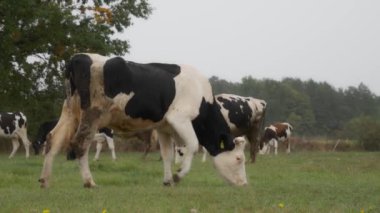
[103,57,180,122]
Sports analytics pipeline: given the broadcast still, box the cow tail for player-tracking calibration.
[65,79,72,107]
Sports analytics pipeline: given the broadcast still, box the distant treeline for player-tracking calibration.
[210,76,380,150]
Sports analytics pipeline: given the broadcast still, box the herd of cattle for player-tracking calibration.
[0,53,293,188]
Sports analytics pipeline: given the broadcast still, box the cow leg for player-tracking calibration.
[78,142,96,188]
[105,137,116,160]
[167,117,198,183]
[9,138,20,159]
[16,128,30,158]
[157,131,174,186]
[286,139,291,154]
[142,134,151,159]
[94,139,103,161]
[39,132,66,188]
[201,146,207,162]
[273,140,278,155]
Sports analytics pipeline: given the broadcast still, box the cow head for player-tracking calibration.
[32,140,43,155]
[213,136,247,186]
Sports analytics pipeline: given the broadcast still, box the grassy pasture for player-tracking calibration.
[0,151,379,213]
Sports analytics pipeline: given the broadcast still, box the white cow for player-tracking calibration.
[0,112,30,158]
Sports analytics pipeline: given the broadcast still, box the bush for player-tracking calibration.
[360,128,380,151]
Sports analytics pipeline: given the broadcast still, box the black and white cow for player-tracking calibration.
[0,112,30,158]
[259,122,293,155]
[215,94,267,163]
[33,120,116,160]
[39,53,247,188]
[175,94,267,163]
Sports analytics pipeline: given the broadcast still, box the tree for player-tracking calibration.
[0,0,151,137]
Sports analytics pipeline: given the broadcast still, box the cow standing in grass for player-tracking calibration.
[215,94,267,163]
[0,112,30,158]
[39,53,247,188]
[175,94,266,163]
[259,122,293,155]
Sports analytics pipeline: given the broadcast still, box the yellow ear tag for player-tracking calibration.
[220,140,224,149]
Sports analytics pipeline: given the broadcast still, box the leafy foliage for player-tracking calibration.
[0,0,151,137]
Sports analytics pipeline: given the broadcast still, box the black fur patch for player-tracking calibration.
[103,57,180,122]
[0,112,26,135]
[33,120,58,154]
[65,54,92,109]
[98,127,113,138]
[216,96,253,130]
[192,98,234,156]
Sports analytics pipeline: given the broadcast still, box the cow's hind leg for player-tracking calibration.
[16,128,31,158]
[9,138,20,158]
[94,140,103,161]
[79,141,96,188]
[106,137,116,160]
[157,131,174,186]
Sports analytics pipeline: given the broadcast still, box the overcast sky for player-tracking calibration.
[121,0,380,95]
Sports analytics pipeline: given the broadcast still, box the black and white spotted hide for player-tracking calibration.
[215,94,267,163]
[0,112,30,158]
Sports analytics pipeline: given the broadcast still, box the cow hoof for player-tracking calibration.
[39,178,48,188]
[163,181,173,187]
[83,182,96,188]
[173,174,181,183]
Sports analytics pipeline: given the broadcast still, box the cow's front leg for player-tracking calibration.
[78,140,96,188]
[157,131,174,186]
[167,117,198,183]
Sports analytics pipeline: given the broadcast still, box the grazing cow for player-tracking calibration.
[33,120,116,160]
[176,94,267,163]
[259,122,293,155]
[215,94,267,163]
[38,53,247,188]
[0,112,30,158]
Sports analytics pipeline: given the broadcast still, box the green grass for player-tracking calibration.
[0,151,379,213]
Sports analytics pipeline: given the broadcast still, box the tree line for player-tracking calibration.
[210,76,380,150]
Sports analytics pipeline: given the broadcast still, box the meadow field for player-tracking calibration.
[0,151,379,213]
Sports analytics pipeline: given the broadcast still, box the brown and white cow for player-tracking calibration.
[0,112,30,158]
[38,53,247,188]
[259,122,293,155]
